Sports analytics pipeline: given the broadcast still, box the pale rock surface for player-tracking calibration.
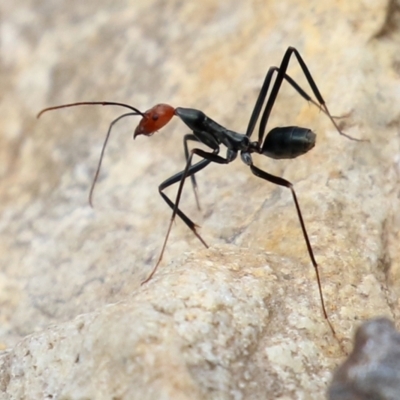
[0,0,399,399]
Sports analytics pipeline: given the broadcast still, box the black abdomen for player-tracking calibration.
[261,126,316,159]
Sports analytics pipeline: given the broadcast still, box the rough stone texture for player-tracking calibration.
[328,317,400,400]
[0,0,400,399]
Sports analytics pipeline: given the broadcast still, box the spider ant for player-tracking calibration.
[38,47,365,340]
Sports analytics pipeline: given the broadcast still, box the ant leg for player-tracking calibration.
[258,47,364,144]
[247,67,307,139]
[141,150,216,284]
[142,148,229,285]
[281,74,352,120]
[249,162,338,341]
[246,66,278,139]
[171,149,230,221]
[158,156,213,245]
[246,67,342,140]
[141,159,211,285]
[183,133,203,210]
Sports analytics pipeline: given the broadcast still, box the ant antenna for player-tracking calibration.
[37,101,145,206]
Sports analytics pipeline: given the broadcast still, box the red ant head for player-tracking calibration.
[134,104,175,138]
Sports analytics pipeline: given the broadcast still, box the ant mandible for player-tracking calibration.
[38,47,365,340]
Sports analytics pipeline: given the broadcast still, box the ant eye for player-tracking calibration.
[152,114,159,121]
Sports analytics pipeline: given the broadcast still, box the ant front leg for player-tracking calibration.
[171,148,231,222]
[141,147,221,285]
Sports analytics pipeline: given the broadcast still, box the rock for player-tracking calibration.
[0,248,342,399]
[1,0,399,398]
[328,317,400,400]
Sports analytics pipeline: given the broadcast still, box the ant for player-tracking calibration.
[38,47,365,341]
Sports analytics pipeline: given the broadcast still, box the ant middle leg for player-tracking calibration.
[248,162,338,340]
